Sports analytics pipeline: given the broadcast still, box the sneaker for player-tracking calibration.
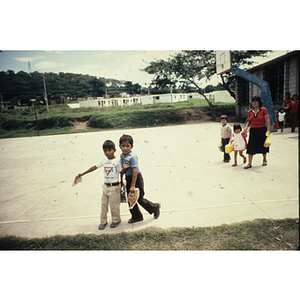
[110,220,121,228]
[98,222,107,230]
[128,217,143,224]
[154,203,161,219]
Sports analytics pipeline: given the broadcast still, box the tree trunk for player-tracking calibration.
[190,80,214,108]
[221,74,236,99]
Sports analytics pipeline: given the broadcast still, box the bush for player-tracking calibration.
[1,118,32,130]
[37,116,73,130]
[88,115,113,129]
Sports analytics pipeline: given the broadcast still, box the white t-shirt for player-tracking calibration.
[96,157,121,183]
[278,112,286,122]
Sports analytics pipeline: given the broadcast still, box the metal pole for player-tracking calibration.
[42,74,49,112]
[170,84,173,105]
[33,100,39,136]
[0,92,4,110]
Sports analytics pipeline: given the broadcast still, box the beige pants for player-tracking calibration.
[100,183,121,224]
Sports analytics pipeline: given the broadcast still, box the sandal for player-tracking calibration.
[232,163,237,167]
[262,161,267,166]
[244,164,252,169]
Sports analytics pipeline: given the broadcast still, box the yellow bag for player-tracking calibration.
[264,132,271,147]
[225,143,234,153]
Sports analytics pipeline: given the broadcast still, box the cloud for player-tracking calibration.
[35,61,67,70]
[13,55,45,62]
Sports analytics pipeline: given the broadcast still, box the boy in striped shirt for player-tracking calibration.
[220,115,232,163]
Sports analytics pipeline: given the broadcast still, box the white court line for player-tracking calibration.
[0,198,297,225]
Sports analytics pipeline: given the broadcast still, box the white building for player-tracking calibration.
[68,91,234,109]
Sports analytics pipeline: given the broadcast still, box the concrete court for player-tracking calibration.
[0,122,298,238]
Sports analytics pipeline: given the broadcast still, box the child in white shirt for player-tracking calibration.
[78,140,122,230]
[230,123,247,167]
[277,108,286,132]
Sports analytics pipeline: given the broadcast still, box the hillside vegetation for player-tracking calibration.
[0,99,236,138]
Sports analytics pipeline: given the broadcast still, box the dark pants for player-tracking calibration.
[290,112,298,132]
[126,173,158,220]
[221,138,230,161]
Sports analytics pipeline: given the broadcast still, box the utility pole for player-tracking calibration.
[28,62,32,75]
[1,92,4,110]
[42,73,49,112]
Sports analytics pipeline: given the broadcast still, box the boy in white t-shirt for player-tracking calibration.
[78,140,122,230]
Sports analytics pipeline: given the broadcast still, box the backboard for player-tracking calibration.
[216,50,231,75]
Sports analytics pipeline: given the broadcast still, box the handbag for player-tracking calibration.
[225,143,234,153]
[264,132,271,147]
[274,122,279,129]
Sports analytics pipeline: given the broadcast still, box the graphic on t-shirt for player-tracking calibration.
[104,167,113,176]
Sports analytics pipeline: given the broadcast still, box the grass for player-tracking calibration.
[0,218,298,250]
[0,100,235,139]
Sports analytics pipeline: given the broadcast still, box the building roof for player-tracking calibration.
[245,50,300,73]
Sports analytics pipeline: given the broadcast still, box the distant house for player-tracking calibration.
[119,92,130,98]
[235,50,300,120]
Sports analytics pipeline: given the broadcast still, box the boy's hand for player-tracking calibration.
[123,162,131,169]
[129,186,136,193]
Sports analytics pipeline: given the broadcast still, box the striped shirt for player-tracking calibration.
[220,123,232,138]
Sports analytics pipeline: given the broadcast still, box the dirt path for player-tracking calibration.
[71,120,88,130]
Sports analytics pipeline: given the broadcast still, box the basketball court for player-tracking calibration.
[0,122,298,238]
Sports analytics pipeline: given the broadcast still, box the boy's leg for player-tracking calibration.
[136,173,158,215]
[126,176,143,220]
[222,138,230,161]
[100,184,109,225]
[126,174,158,219]
[109,185,121,223]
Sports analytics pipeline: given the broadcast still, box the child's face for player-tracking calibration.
[103,148,116,159]
[221,119,227,125]
[120,141,133,156]
[234,128,241,133]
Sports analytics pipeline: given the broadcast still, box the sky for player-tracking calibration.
[0,50,291,88]
[1,2,298,89]
[0,50,178,86]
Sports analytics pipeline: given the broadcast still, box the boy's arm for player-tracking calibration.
[120,162,131,186]
[79,165,97,177]
[120,169,125,186]
[129,167,138,193]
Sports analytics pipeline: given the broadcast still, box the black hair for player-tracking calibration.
[119,134,133,146]
[252,96,263,107]
[220,115,228,121]
[233,123,242,131]
[102,140,116,150]
[292,94,298,99]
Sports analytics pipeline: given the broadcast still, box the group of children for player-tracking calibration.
[78,134,161,230]
[220,115,247,167]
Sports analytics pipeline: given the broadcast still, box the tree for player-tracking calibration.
[143,51,216,107]
[143,50,271,105]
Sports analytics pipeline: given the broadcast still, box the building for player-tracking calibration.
[235,50,300,120]
[68,91,234,109]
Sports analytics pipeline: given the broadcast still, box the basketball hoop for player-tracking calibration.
[216,50,231,75]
